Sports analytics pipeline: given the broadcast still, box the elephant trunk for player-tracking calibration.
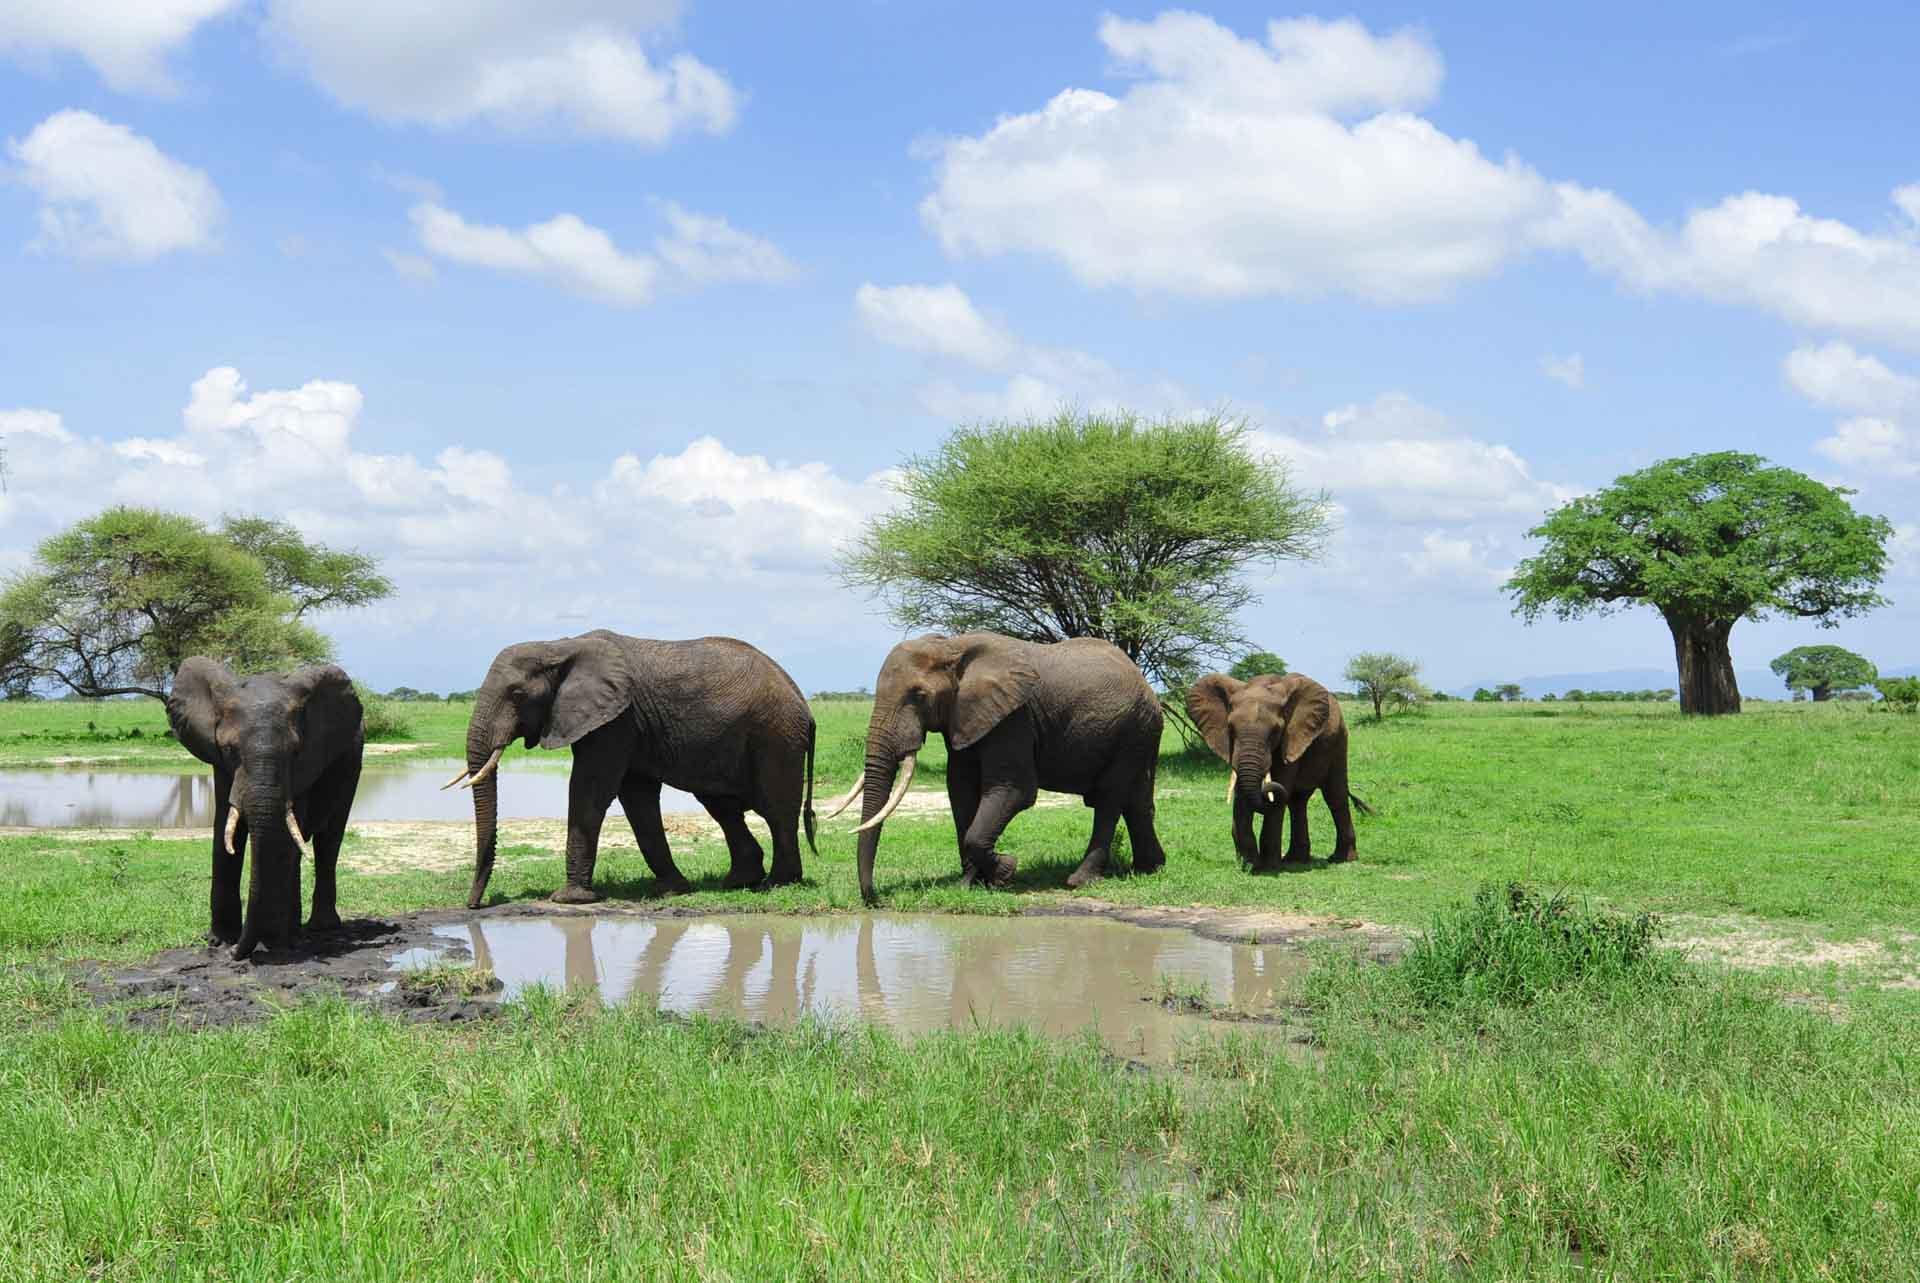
[465,694,504,909]
[855,748,900,905]
[1234,745,1274,804]
[232,761,295,960]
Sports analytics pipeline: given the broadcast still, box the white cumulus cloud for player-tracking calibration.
[263,0,738,146]
[1541,353,1586,390]
[0,0,240,94]
[411,199,794,306]
[919,13,1920,349]
[855,283,1019,369]
[8,110,223,260]
[1784,342,1919,417]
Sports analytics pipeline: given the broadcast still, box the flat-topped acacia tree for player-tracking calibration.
[838,411,1330,690]
[1770,645,1879,702]
[1505,453,1891,716]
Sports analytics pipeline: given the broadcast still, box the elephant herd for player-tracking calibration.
[166,630,1369,959]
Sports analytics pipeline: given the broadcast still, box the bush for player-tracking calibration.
[354,685,414,740]
[1875,676,1920,712]
[1398,883,1671,1009]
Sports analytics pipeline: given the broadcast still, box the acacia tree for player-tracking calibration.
[838,411,1330,686]
[0,507,391,700]
[1343,652,1427,721]
[1495,682,1525,702]
[1769,645,1877,702]
[1506,453,1891,716]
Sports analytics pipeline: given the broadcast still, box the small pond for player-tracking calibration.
[391,912,1310,1063]
[0,763,701,829]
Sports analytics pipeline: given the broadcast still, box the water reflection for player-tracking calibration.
[0,763,700,828]
[429,913,1309,1063]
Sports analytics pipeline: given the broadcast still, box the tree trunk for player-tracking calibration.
[1812,685,1832,702]
[1665,614,1741,715]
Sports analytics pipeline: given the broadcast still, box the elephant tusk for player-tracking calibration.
[459,747,504,790]
[1225,772,1236,804]
[853,752,916,833]
[819,778,863,820]
[223,805,240,855]
[285,806,312,852]
[1263,774,1282,803]
[439,766,471,791]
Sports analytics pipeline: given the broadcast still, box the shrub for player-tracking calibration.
[354,685,414,740]
[1398,883,1671,1009]
[1875,676,1920,712]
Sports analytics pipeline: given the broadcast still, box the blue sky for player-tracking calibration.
[2,2,1915,696]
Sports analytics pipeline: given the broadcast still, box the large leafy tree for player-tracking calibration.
[1506,453,1891,716]
[1228,650,1289,681]
[838,411,1330,685]
[1770,645,1877,702]
[0,507,391,700]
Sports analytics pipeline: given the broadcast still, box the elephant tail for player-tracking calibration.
[1349,791,1375,817]
[802,718,818,857]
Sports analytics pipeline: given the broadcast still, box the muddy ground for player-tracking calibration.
[72,900,1407,1030]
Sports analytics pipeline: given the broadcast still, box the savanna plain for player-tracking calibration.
[2,697,1917,1280]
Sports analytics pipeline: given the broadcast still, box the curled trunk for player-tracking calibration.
[233,785,294,960]
[1234,748,1272,805]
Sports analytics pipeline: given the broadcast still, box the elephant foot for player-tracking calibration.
[550,884,603,905]
[305,910,343,933]
[962,854,1018,889]
[761,864,803,889]
[1131,850,1166,876]
[1282,851,1313,866]
[1327,849,1357,865]
[207,926,241,948]
[656,876,696,898]
[720,867,766,891]
[1065,856,1106,890]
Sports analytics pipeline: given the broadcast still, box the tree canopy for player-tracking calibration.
[1343,652,1427,721]
[1505,452,1891,715]
[838,411,1330,685]
[0,507,392,700]
[1769,645,1877,701]
[1228,650,1288,681]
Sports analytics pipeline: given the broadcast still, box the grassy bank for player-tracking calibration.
[2,889,1916,1279]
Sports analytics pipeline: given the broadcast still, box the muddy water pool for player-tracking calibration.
[392,912,1312,1063]
[0,764,702,828]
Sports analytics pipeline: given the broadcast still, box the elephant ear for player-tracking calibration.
[1278,674,1333,766]
[541,633,632,748]
[166,657,237,766]
[1184,673,1243,762]
[949,640,1040,752]
[285,664,363,774]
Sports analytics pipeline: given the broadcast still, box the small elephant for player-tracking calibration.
[828,632,1167,902]
[167,659,365,959]
[1186,672,1370,870]
[453,631,816,907]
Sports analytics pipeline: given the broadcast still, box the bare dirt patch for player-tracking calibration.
[1043,898,1405,960]
[363,742,431,756]
[1669,914,1920,985]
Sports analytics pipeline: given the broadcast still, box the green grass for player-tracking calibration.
[5,697,1920,1277]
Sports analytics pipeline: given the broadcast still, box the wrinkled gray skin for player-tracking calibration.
[854,633,1167,903]
[167,659,365,959]
[1186,672,1364,869]
[462,631,815,908]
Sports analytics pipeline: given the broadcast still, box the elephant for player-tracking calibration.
[166,659,365,960]
[452,631,816,908]
[1185,672,1370,870]
[828,633,1167,903]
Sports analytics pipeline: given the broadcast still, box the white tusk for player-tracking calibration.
[285,806,311,852]
[439,767,471,791]
[820,778,863,820]
[223,805,240,855]
[459,747,504,790]
[1262,774,1280,802]
[1225,772,1236,804]
[853,752,916,833]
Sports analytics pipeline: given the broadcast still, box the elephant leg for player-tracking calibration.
[1065,802,1123,889]
[553,755,621,904]
[618,777,694,896]
[1325,776,1358,863]
[753,746,806,887]
[946,749,982,873]
[305,753,360,932]
[959,785,1029,888]
[1122,769,1166,876]
[1282,794,1313,863]
[209,771,244,945]
[1254,802,1288,871]
[706,799,768,890]
[762,803,805,888]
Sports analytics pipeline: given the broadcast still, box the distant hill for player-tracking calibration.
[1450,663,1916,700]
